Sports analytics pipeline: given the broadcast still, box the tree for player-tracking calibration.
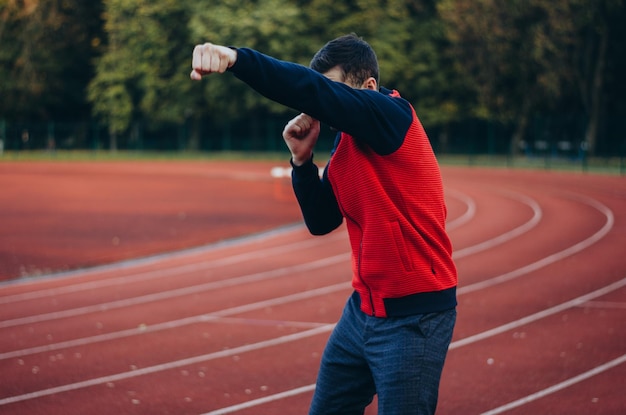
[378,0,474,151]
[295,0,471,152]
[89,0,196,149]
[188,0,306,114]
[570,0,625,155]
[438,0,583,153]
[0,0,104,121]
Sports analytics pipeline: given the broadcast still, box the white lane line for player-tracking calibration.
[0,192,616,410]
[480,354,626,415]
[201,384,317,415]
[445,189,476,231]
[453,191,542,259]
[0,253,349,329]
[209,317,328,329]
[0,223,307,290]
[204,352,626,415]
[2,277,622,407]
[0,191,524,326]
[0,188,467,304]
[451,277,626,349]
[0,230,346,305]
[0,282,351,360]
[0,192,609,357]
[577,301,626,309]
[198,186,618,415]
[0,324,336,406]
[195,276,626,415]
[458,194,614,295]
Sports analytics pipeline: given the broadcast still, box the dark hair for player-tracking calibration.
[310,33,379,87]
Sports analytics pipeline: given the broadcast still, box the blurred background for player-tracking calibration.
[1,0,625,171]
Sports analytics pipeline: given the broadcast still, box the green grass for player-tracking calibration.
[0,149,290,162]
[437,154,625,175]
[1,149,624,175]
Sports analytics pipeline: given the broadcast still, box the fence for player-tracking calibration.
[1,116,624,174]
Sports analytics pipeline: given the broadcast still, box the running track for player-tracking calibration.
[0,161,624,414]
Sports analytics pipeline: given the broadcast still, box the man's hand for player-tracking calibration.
[190,43,237,80]
[282,114,320,166]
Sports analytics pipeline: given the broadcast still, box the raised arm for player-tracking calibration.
[191,44,412,155]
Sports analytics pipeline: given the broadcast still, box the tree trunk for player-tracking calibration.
[186,117,200,151]
[437,125,449,155]
[109,130,117,152]
[510,101,531,156]
[584,26,608,156]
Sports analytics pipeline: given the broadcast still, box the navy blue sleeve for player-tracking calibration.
[229,48,413,155]
[290,157,343,235]
[227,47,415,234]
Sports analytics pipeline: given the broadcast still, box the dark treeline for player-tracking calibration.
[1,0,625,156]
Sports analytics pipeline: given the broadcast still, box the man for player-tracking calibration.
[191,34,457,415]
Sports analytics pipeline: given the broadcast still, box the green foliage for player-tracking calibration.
[437,0,625,153]
[188,0,306,117]
[88,0,195,134]
[293,0,470,127]
[1,0,625,154]
[0,0,103,120]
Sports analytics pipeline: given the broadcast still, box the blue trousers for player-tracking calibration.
[309,292,456,415]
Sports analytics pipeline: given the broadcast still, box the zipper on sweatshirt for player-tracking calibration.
[356,232,375,316]
[348,216,374,316]
[327,139,375,316]
[330,180,375,315]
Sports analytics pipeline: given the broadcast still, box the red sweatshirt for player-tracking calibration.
[229,48,457,317]
[327,99,457,317]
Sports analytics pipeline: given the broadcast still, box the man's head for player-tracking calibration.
[310,33,379,90]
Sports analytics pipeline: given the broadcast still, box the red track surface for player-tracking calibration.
[1,161,624,414]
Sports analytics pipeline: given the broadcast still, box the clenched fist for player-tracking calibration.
[283,114,320,166]
[190,43,237,80]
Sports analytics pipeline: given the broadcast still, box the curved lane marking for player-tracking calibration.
[0,282,351,361]
[453,190,542,259]
[0,192,607,357]
[202,276,626,415]
[0,324,337,406]
[0,195,619,407]
[458,193,614,295]
[451,277,626,349]
[445,189,476,231]
[0,254,349,329]
[203,385,318,415]
[1,187,474,303]
[0,228,344,305]
[2,277,623,408]
[0,223,308,288]
[480,353,626,415]
[0,190,530,324]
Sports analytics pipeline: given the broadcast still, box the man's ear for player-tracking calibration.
[363,77,377,90]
